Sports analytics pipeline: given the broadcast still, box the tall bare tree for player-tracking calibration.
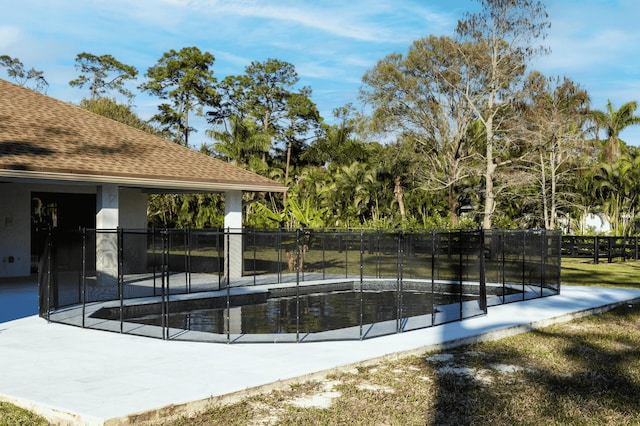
[519,72,591,229]
[361,35,479,225]
[456,0,550,229]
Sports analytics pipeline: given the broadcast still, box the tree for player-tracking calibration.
[592,100,640,162]
[588,159,637,235]
[303,104,371,167]
[519,73,591,229]
[209,59,300,162]
[243,58,299,138]
[69,53,138,101]
[207,58,321,207]
[0,55,48,92]
[280,87,321,204]
[207,114,271,169]
[361,35,479,225]
[140,46,219,146]
[456,0,550,229]
[80,97,156,133]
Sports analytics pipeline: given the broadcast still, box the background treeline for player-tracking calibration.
[4,0,640,235]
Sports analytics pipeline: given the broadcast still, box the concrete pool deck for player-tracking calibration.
[1,285,640,425]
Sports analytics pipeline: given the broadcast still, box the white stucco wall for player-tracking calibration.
[119,188,148,229]
[0,184,31,277]
[0,183,148,278]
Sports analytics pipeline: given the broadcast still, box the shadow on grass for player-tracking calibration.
[426,303,640,425]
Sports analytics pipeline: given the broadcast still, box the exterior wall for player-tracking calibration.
[0,183,99,278]
[119,188,147,229]
[0,183,148,279]
[119,188,148,274]
[0,184,31,277]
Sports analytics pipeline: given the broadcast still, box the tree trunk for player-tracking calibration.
[540,149,549,229]
[448,184,459,227]
[550,148,557,229]
[283,138,292,205]
[483,113,496,230]
[394,176,406,221]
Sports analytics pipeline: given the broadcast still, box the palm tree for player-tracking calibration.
[207,115,270,168]
[589,159,636,235]
[592,100,640,162]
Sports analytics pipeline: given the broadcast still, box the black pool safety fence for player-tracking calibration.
[38,228,561,343]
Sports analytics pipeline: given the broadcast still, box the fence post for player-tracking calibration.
[184,227,189,292]
[430,229,436,326]
[322,230,326,280]
[295,228,301,343]
[118,228,124,334]
[540,230,545,297]
[359,231,364,340]
[253,230,257,286]
[151,226,157,297]
[225,229,231,344]
[459,231,464,318]
[594,236,599,265]
[161,228,169,340]
[397,230,404,333]
[479,230,487,312]
[81,228,87,328]
[345,231,349,279]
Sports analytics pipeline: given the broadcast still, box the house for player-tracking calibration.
[0,78,286,280]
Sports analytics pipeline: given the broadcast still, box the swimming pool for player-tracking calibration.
[110,289,480,334]
[86,278,510,342]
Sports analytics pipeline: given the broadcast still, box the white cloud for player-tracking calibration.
[0,26,21,50]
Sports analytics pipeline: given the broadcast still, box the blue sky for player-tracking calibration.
[2,0,640,148]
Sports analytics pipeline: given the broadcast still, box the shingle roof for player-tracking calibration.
[0,78,286,192]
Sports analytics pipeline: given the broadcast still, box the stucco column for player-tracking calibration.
[224,190,243,283]
[96,184,119,290]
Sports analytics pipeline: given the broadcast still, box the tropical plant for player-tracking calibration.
[592,100,640,162]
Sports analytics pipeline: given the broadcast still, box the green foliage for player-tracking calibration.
[0,402,49,426]
[79,97,156,133]
[592,100,640,162]
[41,4,640,233]
[140,46,219,146]
[147,193,223,228]
[69,52,137,101]
[0,55,48,92]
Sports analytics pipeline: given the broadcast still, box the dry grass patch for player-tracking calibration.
[168,302,640,426]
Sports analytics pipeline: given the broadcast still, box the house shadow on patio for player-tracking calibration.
[0,275,38,323]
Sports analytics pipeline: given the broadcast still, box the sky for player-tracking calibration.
[2,0,640,148]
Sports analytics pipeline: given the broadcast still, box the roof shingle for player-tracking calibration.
[0,78,286,192]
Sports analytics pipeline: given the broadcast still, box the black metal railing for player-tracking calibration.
[38,228,561,343]
[561,235,640,264]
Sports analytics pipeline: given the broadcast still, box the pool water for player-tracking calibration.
[125,290,476,334]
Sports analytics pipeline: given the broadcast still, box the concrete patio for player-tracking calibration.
[1,282,640,425]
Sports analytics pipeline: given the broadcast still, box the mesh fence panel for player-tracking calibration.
[39,228,560,343]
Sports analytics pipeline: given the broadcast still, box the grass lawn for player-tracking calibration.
[561,257,640,289]
[4,258,640,425]
[0,402,49,426]
[164,258,640,425]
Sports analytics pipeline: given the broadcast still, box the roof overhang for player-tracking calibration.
[0,170,288,193]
